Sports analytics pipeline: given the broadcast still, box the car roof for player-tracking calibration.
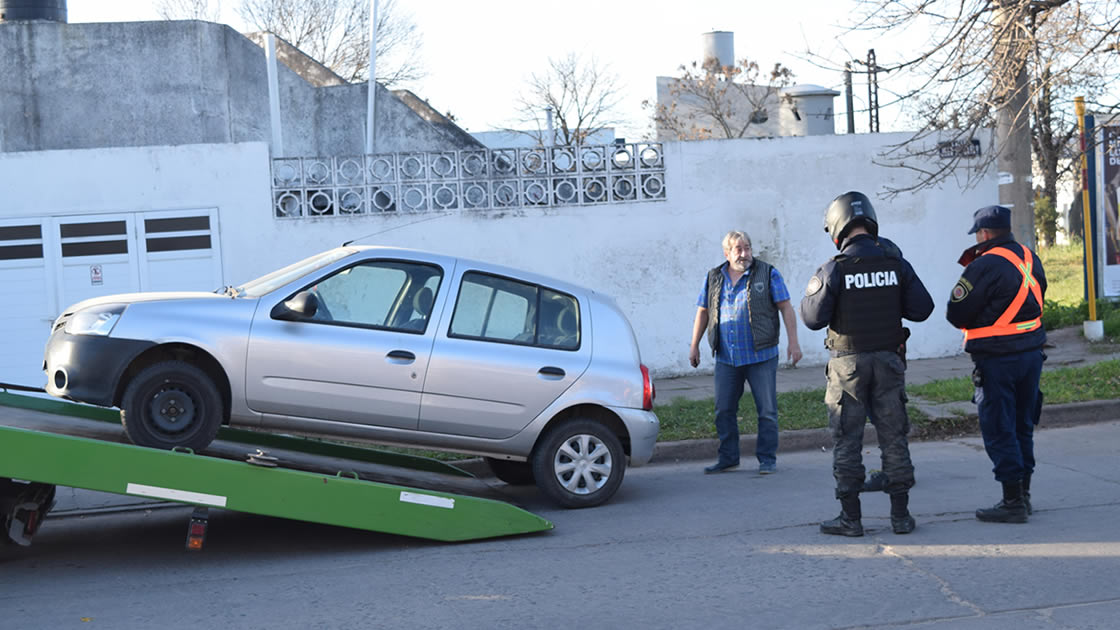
[347,245,597,297]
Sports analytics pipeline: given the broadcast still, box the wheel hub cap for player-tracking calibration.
[553,434,612,495]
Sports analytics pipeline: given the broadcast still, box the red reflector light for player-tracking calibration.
[640,364,654,411]
[190,523,206,536]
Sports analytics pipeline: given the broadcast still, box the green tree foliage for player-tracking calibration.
[1034,194,1059,246]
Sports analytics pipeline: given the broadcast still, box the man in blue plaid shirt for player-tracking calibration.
[689,230,802,475]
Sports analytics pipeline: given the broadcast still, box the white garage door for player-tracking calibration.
[0,220,54,391]
[1,209,223,390]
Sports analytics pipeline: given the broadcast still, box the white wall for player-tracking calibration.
[2,134,996,383]
[0,142,270,242]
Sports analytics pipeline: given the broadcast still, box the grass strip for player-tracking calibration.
[657,358,1120,441]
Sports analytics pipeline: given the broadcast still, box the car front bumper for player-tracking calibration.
[43,331,154,407]
[610,406,660,466]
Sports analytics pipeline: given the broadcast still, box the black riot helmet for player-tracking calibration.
[824,191,879,249]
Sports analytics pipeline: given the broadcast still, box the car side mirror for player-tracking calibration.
[271,290,319,321]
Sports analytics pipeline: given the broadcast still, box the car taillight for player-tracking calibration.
[640,364,654,411]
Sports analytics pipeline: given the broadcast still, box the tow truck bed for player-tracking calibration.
[0,392,553,545]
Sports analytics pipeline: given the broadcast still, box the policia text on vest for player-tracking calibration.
[843,270,899,289]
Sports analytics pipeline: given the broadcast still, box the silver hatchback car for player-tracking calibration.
[43,246,659,508]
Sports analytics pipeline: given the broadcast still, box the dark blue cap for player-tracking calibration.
[968,205,1011,234]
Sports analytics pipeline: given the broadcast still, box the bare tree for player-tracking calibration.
[834,0,1120,246]
[511,54,627,147]
[647,57,795,140]
[236,0,423,85]
[155,0,222,21]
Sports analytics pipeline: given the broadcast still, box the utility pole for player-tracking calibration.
[867,49,880,133]
[365,0,380,155]
[853,51,883,133]
[844,63,855,134]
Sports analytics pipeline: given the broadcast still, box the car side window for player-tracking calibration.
[449,272,579,350]
[305,260,441,332]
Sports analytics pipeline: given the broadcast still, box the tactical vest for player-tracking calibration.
[705,259,779,355]
[826,256,906,353]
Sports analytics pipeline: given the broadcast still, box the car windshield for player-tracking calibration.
[235,248,354,297]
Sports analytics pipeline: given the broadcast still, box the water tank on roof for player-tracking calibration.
[0,0,67,22]
[701,31,734,68]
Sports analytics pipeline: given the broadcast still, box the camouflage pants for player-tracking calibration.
[826,350,915,497]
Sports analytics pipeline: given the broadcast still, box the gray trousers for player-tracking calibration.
[825,350,916,497]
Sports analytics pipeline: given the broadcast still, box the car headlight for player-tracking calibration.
[65,304,126,336]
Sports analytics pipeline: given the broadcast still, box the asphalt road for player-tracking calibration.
[3,421,1119,630]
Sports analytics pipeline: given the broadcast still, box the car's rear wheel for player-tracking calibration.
[531,418,625,509]
[485,458,535,485]
[120,360,222,452]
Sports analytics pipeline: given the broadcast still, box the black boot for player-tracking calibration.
[1022,472,1033,515]
[890,493,916,534]
[821,495,864,537]
[976,481,1028,523]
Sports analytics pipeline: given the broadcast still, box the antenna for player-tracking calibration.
[340,214,449,247]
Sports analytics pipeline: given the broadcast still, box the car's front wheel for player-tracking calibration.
[531,418,625,509]
[120,360,222,452]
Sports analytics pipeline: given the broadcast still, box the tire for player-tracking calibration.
[531,418,626,509]
[120,360,223,452]
[485,458,536,485]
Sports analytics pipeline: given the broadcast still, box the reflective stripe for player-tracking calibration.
[962,247,1044,341]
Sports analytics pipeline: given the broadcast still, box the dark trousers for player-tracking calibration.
[973,349,1044,483]
[826,351,915,497]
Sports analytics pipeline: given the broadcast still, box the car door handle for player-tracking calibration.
[386,350,416,364]
[538,366,565,379]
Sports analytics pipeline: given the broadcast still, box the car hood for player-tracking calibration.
[61,291,234,314]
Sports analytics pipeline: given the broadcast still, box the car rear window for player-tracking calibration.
[449,272,579,350]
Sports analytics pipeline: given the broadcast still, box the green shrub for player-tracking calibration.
[1042,298,1120,332]
[1042,299,1084,330]
[1105,311,1120,340]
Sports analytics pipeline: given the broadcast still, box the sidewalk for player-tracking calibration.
[649,326,1120,465]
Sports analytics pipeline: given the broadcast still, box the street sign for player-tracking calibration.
[937,138,981,159]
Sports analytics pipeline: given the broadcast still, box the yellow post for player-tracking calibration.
[1075,97,1098,321]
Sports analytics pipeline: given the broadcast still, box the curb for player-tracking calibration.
[649,399,1120,466]
[456,399,1120,478]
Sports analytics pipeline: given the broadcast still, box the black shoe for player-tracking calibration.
[703,460,740,474]
[1024,492,1033,515]
[820,513,864,537]
[976,499,1028,523]
[891,514,916,534]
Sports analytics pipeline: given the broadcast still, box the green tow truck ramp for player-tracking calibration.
[0,391,553,546]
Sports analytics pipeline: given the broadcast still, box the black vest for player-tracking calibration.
[705,259,779,355]
[826,256,906,353]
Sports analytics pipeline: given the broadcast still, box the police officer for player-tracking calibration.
[801,191,934,536]
[946,205,1046,524]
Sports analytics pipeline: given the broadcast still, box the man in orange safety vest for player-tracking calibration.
[946,205,1047,524]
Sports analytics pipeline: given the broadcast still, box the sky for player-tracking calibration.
[65,0,919,139]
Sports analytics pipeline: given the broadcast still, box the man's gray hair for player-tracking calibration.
[722,230,752,251]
